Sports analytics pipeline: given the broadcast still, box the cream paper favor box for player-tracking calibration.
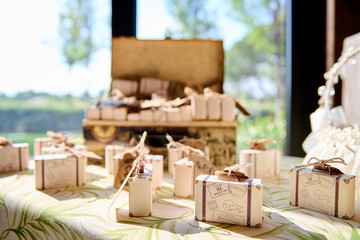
[35,154,86,190]
[239,149,280,178]
[290,167,355,219]
[144,155,163,189]
[0,143,29,173]
[129,164,153,217]
[105,145,127,174]
[174,158,195,198]
[195,175,263,227]
[168,147,183,175]
[34,138,54,156]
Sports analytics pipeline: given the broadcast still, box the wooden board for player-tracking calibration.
[111,38,224,91]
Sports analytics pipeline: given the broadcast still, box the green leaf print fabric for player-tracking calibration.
[0,157,359,239]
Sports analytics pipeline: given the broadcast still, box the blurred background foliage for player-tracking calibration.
[1,0,286,155]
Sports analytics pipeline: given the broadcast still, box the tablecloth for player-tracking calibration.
[0,157,359,240]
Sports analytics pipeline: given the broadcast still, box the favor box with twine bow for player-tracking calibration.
[290,157,355,219]
[144,155,163,190]
[34,131,73,156]
[194,165,263,227]
[105,145,129,174]
[34,153,86,190]
[239,139,280,178]
[129,163,153,217]
[0,137,29,173]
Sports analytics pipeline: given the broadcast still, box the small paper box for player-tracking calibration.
[40,147,65,155]
[153,109,167,121]
[222,96,236,121]
[195,175,263,227]
[144,155,163,189]
[34,138,54,156]
[191,95,207,120]
[0,143,29,173]
[101,108,114,120]
[113,152,139,189]
[167,108,181,122]
[180,105,192,121]
[239,149,280,178]
[168,147,183,175]
[207,96,221,120]
[111,79,138,96]
[114,108,127,121]
[129,164,153,217]
[127,113,140,121]
[139,77,170,97]
[290,167,355,219]
[140,110,154,121]
[105,145,128,174]
[174,158,195,198]
[35,153,86,189]
[87,107,100,120]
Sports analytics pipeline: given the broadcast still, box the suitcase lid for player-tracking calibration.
[111,37,224,92]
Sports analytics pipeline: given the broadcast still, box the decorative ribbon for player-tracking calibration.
[0,136,12,146]
[49,142,102,160]
[295,157,347,175]
[246,139,276,151]
[215,163,252,181]
[166,134,205,157]
[109,131,150,209]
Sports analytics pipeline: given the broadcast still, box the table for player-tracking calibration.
[0,157,359,239]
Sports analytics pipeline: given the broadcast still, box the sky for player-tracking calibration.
[0,0,246,97]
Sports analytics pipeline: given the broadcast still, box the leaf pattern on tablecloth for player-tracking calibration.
[0,157,359,239]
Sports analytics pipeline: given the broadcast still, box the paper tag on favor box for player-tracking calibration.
[190,153,216,175]
[113,152,139,189]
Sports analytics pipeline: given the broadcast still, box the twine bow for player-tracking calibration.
[0,136,12,146]
[295,157,347,175]
[166,134,205,157]
[50,142,102,160]
[215,163,252,181]
[110,89,125,100]
[246,139,276,150]
[109,131,149,209]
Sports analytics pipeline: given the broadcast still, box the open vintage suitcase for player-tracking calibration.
[82,37,237,168]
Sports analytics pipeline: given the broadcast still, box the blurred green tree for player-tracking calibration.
[58,0,97,103]
[165,0,218,38]
[228,0,286,117]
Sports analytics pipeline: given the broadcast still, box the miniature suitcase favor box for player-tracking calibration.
[111,132,153,217]
[166,134,217,198]
[34,145,102,189]
[195,164,263,227]
[239,139,280,178]
[290,157,355,219]
[34,131,73,156]
[0,136,29,173]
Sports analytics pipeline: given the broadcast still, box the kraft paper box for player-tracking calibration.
[113,151,139,189]
[114,108,127,121]
[140,110,154,121]
[174,158,195,198]
[239,149,280,178]
[35,153,86,190]
[207,95,221,120]
[195,175,263,227]
[180,105,192,121]
[290,167,355,219]
[112,79,138,97]
[34,138,55,156]
[40,145,87,156]
[105,145,128,174]
[153,109,167,121]
[191,95,207,120]
[168,147,183,175]
[0,143,29,173]
[87,107,100,120]
[101,108,115,120]
[144,155,163,189]
[129,164,153,217]
[167,108,181,122]
[222,96,236,121]
[127,113,140,121]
